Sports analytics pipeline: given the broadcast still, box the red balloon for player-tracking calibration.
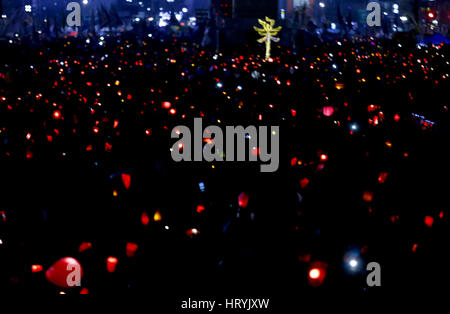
[45,257,83,288]
[121,173,131,190]
[238,192,249,208]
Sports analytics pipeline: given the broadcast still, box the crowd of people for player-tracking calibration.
[0,29,448,299]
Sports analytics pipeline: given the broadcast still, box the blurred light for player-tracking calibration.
[106,257,118,273]
[400,16,408,22]
[182,8,188,13]
[31,265,43,273]
[331,23,336,30]
[428,12,435,19]
[309,268,320,279]
[199,182,205,192]
[25,5,32,12]
[153,210,162,222]
[319,2,325,8]
[349,259,358,268]
[393,4,399,10]
[82,0,88,5]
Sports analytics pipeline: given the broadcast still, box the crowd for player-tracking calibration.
[0,30,448,299]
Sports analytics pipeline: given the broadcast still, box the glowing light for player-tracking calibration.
[319,2,325,8]
[153,210,162,222]
[106,257,118,273]
[309,268,320,279]
[196,205,205,213]
[425,216,434,227]
[323,106,334,117]
[53,110,61,119]
[320,154,328,162]
[141,212,150,226]
[31,265,43,273]
[349,259,358,268]
[126,242,138,257]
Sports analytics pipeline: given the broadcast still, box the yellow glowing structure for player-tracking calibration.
[254,17,282,60]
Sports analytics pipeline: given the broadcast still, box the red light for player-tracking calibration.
[425,216,434,227]
[126,242,138,257]
[363,191,374,202]
[78,242,92,253]
[238,192,249,208]
[106,257,118,273]
[320,154,328,162]
[31,265,43,273]
[93,127,99,134]
[323,106,334,117]
[141,212,150,226]
[378,172,389,184]
[169,108,176,115]
[300,177,309,189]
[53,110,61,120]
[162,101,171,109]
[428,12,434,19]
[196,205,205,213]
[308,261,327,287]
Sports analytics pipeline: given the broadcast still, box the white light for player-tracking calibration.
[400,16,408,22]
[134,17,140,22]
[393,9,399,14]
[175,13,182,21]
[319,2,325,8]
[331,23,336,30]
[148,33,153,38]
[351,123,358,130]
[182,8,188,13]
[1,14,7,19]
[349,259,358,268]
[82,0,88,5]
[393,4,399,10]
[216,82,223,88]
[25,5,32,12]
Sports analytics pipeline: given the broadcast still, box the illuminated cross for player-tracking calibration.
[254,17,282,60]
